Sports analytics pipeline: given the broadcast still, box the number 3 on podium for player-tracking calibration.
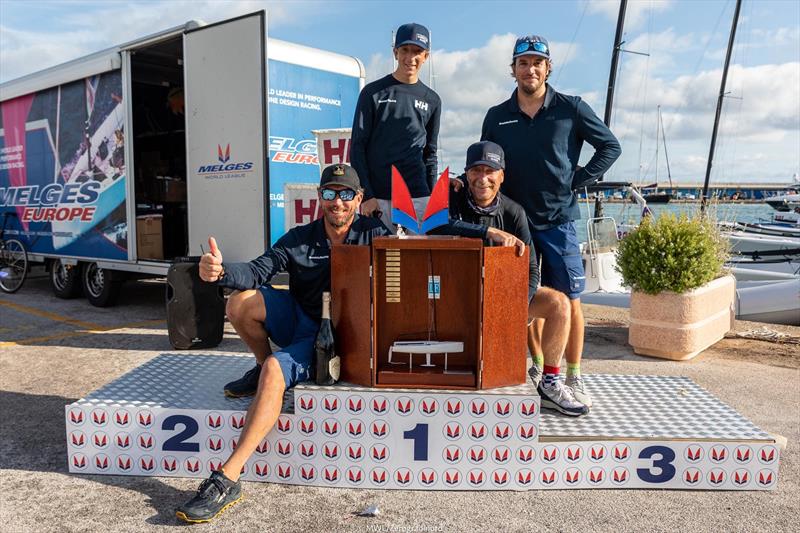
[637,445,676,483]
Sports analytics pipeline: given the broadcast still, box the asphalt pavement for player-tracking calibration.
[1,273,798,533]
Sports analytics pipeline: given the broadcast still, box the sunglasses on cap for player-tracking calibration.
[320,188,357,201]
[515,40,549,56]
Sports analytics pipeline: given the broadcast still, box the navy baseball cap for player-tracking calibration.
[395,23,430,50]
[320,164,361,190]
[513,35,550,60]
[465,141,505,171]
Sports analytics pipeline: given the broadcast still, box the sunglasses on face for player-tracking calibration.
[516,40,549,55]
[320,188,357,201]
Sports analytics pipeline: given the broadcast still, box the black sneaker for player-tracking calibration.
[224,364,261,397]
[176,470,242,523]
[537,381,589,417]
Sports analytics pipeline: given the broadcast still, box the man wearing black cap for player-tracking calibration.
[176,164,389,523]
[481,35,622,410]
[350,22,441,232]
[448,141,587,416]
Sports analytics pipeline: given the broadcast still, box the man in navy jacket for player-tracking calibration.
[482,35,621,410]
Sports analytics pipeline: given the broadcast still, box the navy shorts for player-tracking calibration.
[530,221,586,300]
[258,285,319,389]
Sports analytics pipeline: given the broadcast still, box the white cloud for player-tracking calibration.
[367,33,579,174]
[751,26,800,47]
[0,1,296,82]
[606,59,800,184]
[587,0,674,31]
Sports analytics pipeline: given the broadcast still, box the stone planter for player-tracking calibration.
[628,274,735,360]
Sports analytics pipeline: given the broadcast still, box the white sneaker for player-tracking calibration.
[527,364,542,388]
[565,375,592,409]
[537,380,589,417]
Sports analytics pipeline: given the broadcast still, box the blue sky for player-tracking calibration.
[1,0,798,184]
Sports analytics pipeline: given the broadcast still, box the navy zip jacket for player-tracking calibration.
[350,74,442,200]
[447,187,540,302]
[481,85,621,230]
[218,216,390,320]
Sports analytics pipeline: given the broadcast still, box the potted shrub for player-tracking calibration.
[616,213,734,360]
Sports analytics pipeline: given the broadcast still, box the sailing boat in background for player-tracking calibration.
[640,105,673,204]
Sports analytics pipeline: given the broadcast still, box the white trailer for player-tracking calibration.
[0,11,364,305]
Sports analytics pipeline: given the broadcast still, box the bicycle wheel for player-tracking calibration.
[0,238,28,293]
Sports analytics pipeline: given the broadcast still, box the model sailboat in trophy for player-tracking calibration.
[386,166,465,373]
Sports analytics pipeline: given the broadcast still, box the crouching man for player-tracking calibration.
[175,164,390,523]
[449,141,587,416]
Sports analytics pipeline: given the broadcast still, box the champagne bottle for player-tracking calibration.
[314,291,339,385]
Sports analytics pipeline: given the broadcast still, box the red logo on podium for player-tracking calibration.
[445,399,463,416]
[323,419,340,437]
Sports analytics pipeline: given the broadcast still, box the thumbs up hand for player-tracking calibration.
[200,236,224,282]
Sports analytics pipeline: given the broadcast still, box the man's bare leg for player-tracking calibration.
[528,287,570,369]
[527,318,545,375]
[176,342,286,523]
[227,290,271,363]
[564,298,591,407]
[528,287,586,416]
[221,356,286,481]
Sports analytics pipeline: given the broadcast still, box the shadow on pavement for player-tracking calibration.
[583,324,655,362]
[0,391,76,474]
[0,390,200,526]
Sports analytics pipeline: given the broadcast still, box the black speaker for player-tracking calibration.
[166,261,225,349]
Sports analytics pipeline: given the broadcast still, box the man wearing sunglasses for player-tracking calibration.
[178,164,389,523]
[481,35,621,411]
[350,22,441,232]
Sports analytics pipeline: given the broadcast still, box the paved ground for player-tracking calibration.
[1,272,798,533]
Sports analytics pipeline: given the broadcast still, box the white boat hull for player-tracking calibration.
[724,231,800,254]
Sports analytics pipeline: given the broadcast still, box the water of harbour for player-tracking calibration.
[573,201,778,242]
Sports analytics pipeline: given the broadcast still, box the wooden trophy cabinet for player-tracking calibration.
[331,236,528,390]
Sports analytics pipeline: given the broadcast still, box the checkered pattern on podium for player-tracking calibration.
[65,354,780,491]
[538,374,770,441]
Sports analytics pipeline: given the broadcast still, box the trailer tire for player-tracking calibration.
[82,262,123,307]
[50,259,83,299]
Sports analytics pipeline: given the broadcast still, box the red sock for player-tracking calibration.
[544,365,560,376]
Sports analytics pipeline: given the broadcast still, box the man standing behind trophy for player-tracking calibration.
[175,164,390,523]
[449,141,587,416]
[481,35,621,409]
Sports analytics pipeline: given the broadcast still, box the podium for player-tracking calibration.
[331,236,529,390]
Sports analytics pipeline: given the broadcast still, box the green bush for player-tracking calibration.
[615,213,729,295]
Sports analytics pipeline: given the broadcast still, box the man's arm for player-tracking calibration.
[423,97,442,192]
[350,90,376,200]
[217,235,292,290]
[571,99,622,190]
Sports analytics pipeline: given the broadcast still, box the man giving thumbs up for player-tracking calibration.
[178,164,390,523]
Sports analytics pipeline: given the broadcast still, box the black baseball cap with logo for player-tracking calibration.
[395,23,430,50]
[465,141,505,171]
[319,164,362,190]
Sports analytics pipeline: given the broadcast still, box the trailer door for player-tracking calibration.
[183,11,268,261]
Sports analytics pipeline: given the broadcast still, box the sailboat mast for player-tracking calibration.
[701,0,743,211]
[655,105,660,190]
[603,0,628,131]
[660,107,674,188]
